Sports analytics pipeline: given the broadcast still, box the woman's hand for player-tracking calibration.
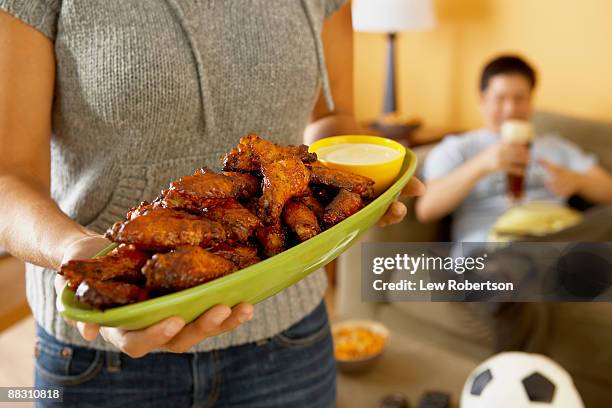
[376,177,426,227]
[55,234,254,358]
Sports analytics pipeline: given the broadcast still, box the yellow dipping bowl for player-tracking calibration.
[309,135,406,195]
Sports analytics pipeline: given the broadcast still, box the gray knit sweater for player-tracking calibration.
[1,0,346,352]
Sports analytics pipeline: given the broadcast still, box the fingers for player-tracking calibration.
[218,304,254,332]
[377,178,423,227]
[96,304,253,358]
[539,158,563,175]
[401,177,425,198]
[54,274,77,328]
[500,144,530,167]
[506,164,527,177]
[541,159,566,196]
[100,316,186,358]
[377,201,407,227]
[54,274,68,313]
[161,304,253,353]
[545,181,571,198]
[55,238,113,343]
[54,274,95,336]
[76,322,100,342]
[504,142,530,155]
[546,184,565,197]
[501,156,529,170]
[60,234,112,265]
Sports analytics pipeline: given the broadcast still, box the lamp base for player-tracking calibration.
[370,116,422,141]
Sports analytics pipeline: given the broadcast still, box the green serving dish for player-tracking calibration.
[61,150,417,329]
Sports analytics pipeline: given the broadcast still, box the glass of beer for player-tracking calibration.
[501,119,534,202]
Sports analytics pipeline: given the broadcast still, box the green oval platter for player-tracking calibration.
[60,149,417,329]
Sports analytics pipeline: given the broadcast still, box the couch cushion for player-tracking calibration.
[533,111,612,171]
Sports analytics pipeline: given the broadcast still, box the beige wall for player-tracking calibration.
[354,0,612,130]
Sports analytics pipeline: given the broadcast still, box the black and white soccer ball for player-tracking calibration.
[461,352,584,408]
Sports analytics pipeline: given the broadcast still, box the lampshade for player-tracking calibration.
[352,0,436,33]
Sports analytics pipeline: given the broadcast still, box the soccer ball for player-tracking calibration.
[461,352,584,408]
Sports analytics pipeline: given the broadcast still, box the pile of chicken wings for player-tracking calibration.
[60,135,375,310]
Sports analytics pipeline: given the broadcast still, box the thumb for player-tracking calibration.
[61,235,112,265]
[54,274,68,309]
[400,177,426,198]
[539,158,561,173]
[55,274,100,340]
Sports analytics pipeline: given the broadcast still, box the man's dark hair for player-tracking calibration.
[480,55,537,91]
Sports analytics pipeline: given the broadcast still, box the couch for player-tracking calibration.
[336,111,612,407]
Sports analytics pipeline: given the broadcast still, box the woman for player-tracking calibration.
[0,1,423,406]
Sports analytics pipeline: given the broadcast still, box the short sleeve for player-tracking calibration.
[0,0,61,40]
[538,134,597,173]
[421,135,467,181]
[325,0,347,17]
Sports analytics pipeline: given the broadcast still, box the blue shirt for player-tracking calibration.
[421,129,597,242]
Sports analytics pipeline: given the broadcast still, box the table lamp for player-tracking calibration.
[352,0,436,118]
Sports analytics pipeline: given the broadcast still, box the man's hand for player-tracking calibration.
[540,159,583,198]
[377,177,425,227]
[55,234,254,358]
[478,142,530,177]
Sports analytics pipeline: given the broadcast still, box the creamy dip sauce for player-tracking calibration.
[316,143,401,165]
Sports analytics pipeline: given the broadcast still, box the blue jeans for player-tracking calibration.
[34,301,335,407]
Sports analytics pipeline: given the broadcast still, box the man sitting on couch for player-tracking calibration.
[415,55,612,241]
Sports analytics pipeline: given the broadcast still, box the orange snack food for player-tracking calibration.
[333,327,386,361]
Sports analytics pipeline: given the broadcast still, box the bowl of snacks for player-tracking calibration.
[332,319,390,373]
[59,134,417,330]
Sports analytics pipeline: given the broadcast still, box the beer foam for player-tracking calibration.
[501,120,534,144]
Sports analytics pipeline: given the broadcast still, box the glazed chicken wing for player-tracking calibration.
[257,158,310,224]
[143,246,237,291]
[298,193,325,221]
[75,279,150,310]
[309,184,337,207]
[255,224,287,258]
[323,188,364,226]
[160,168,254,212]
[203,199,262,242]
[308,163,375,199]
[223,134,317,172]
[210,242,260,269]
[59,244,149,290]
[106,207,226,250]
[126,201,159,221]
[283,199,321,242]
[222,171,261,197]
